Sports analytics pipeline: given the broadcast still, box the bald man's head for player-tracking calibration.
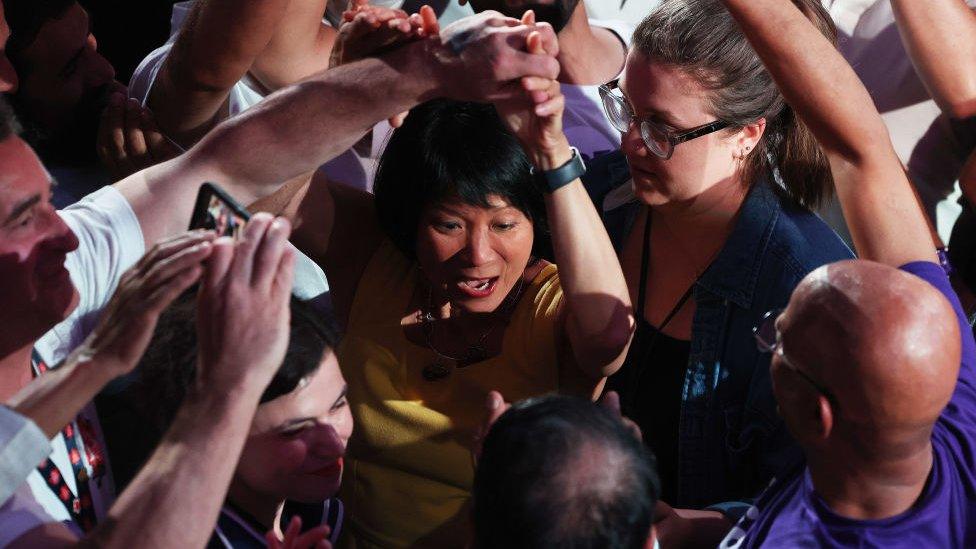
[774,260,960,458]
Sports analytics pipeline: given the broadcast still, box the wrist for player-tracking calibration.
[400,38,450,103]
[531,139,573,171]
[194,358,273,401]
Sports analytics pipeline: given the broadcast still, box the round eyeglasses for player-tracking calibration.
[598,79,730,160]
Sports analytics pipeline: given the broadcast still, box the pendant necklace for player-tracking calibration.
[420,276,526,382]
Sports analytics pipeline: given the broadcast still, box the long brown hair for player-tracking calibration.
[632,0,838,209]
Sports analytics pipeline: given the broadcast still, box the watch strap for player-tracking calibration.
[531,147,586,193]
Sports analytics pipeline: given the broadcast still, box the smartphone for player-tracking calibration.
[188,182,251,239]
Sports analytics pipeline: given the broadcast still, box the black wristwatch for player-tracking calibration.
[531,146,586,193]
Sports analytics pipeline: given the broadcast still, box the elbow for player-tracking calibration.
[572,312,636,378]
[942,97,976,121]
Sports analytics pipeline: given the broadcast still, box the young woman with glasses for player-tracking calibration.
[580,0,854,540]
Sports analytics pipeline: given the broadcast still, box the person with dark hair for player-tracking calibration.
[713,0,976,545]
[1,0,179,196]
[474,394,660,549]
[108,294,351,548]
[0,12,562,545]
[256,22,633,546]
[0,209,305,547]
[574,0,854,537]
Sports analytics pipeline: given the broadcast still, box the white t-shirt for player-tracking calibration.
[128,2,265,127]
[0,407,50,507]
[127,1,373,194]
[818,0,976,244]
[584,0,660,28]
[128,1,335,313]
[562,19,634,162]
[1,186,145,544]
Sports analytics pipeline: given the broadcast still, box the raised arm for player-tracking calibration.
[891,0,976,119]
[720,0,936,267]
[119,11,561,254]
[146,0,292,146]
[497,24,634,378]
[248,0,337,91]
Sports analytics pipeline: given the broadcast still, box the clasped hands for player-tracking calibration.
[332,0,564,147]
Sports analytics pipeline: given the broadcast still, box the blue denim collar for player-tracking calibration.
[696,179,780,310]
[592,151,782,309]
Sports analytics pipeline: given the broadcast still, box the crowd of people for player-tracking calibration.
[1,0,975,547]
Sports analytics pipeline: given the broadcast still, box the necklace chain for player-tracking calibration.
[419,276,526,367]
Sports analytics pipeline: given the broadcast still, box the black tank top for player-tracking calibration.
[605,209,692,503]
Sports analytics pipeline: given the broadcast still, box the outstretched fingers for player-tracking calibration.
[251,216,292,291]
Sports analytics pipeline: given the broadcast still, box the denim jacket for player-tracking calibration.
[583,152,854,516]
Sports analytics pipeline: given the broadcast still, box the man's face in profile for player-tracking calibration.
[467,0,581,33]
[11,2,120,164]
[0,135,80,340]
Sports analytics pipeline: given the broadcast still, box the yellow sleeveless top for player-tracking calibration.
[337,240,565,548]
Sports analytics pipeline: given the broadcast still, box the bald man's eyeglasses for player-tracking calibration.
[754,310,838,405]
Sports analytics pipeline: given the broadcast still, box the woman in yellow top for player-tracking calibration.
[261,35,634,549]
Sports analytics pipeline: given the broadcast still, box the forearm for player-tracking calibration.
[250,0,336,90]
[150,0,291,140]
[7,356,114,439]
[88,383,263,549]
[192,41,439,199]
[542,146,634,378]
[120,41,440,248]
[892,0,976,119]
[721,0,935,265]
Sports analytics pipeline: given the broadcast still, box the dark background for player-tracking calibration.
[80,0,180,84]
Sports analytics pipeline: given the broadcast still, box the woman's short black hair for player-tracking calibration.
[373,99,550,259]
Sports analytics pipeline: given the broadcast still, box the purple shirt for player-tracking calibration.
[720,261,976,548]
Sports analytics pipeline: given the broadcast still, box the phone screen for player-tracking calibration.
[189,183,251,238]
[203,193,247,238]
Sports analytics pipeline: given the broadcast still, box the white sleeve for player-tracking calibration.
[0,483,68,548]
[37,187,145,365]
[128,43,174,107]
[61,186,145,318]
[0,408,51,507]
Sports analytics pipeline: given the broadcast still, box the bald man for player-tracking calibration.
[721,259,976,546]
[712,0,976,546]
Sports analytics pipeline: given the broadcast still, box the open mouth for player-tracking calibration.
[456,277,499,298]
[309,458,343,478]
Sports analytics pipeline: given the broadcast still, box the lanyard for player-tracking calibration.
[31,349,99,532]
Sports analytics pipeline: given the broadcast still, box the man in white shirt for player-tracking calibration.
[0,12,561,544]
[819,0,976,244]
